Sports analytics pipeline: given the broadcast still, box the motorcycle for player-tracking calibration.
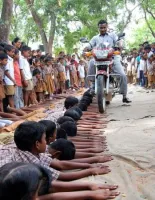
[80,33,125,113]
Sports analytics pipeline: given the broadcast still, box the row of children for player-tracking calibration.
[0,38,88,112]
[0,90,120,200]
[125,43,155,88]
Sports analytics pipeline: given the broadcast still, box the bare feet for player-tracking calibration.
[91,166,111,175]
[91,189,120,200]
[89,184,118,191]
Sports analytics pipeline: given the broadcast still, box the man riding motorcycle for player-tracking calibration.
[85,19,131,103]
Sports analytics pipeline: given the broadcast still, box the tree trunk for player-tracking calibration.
[0,0,13,43]
[25,0,49,53]
[48,12,56,54]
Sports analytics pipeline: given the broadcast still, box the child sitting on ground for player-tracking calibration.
[0,121,110,181]
[0,162,119,200]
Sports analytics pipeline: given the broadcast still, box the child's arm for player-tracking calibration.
[51,181,118,192]
[38,190,119,200]
[70,155,113,164]
[58,167,110,181]
[50,160,104,170]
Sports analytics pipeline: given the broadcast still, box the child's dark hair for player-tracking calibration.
[14,48,19,55]
[21,46,31,53]
[39,120,56,142]
[70,106,83,117]
[12,37,20,45]
[64,96,79,109]
[64,109,81,121]
[57,121,77,138]
[14,121,45,151]
[33,68,41,76]
[49,139,76,160]
[44,57,52,63]
[0,46,4,52]
[78,102,88,111]
[57,116,75,125]
[0,162,52,200]
[56,127,67,140]
[0,53,8,60]
[4,45,14,52]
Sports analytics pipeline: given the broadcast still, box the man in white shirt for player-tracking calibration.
[78,60,85,87]
[4,45,16,107]
[86,19,131,103]
[19,46,34,106]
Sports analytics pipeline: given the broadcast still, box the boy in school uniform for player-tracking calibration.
[4,45,16,108]
[0,53,8,111]
[19,46,34,106]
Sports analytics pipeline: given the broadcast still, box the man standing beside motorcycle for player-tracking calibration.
[86,19,131,103]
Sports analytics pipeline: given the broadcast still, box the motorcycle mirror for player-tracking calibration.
[80,37,89,43]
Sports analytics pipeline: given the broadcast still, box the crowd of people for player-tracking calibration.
[0,37,89,112]
[125,42,155,88]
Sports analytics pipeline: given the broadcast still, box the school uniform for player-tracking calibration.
[4,56,15,96]
[19,55,33,91]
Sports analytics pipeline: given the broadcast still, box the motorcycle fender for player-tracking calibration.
[96,70,107,78]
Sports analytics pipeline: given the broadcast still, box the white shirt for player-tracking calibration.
[4,56,14,85]
[78,64,85,78]
[89,32,118,49]
[19,55,32,80]
[147,51,153,69]
[127,61,132,71]
[139,59,145,71]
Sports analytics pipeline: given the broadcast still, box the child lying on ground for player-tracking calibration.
[0,121,110,182]
[0,162,119,200]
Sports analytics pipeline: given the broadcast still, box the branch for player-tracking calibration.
[143,8,155,37]
[145,7,155,19]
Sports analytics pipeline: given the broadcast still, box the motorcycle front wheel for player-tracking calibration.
[97,75,106,113]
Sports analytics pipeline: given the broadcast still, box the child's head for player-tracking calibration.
[78,102,88,111]
[56,121,77,139]
[39,120,57,145]
[69,106,83,118]
[12,37,21,49]
[57,116,75,125]
[14,48,19,60]
[33,68,41,79]
[33,58,41,67]
[59,57,64,64]
[79,60,83,65]
[144,45,151,53]
[0,162,51,200]
[48,139,76,160]
[37,49,42,57]
[64,109,81,121]
[64,96,79,109]
[14,121,46,153]
[4,45,15,58]
[21,46,31,58]
[45,57,52,66]
[0,53,8,66]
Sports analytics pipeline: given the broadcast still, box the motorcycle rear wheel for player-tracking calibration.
[97,75,106,113]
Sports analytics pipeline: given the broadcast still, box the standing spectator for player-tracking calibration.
[4,45,16,108]
[13,49,24,108]
[19,46,34,106]
[139,55,146,86]
[44,57,55,99]
[57,57,66,93]
[0,53,8,111]
[145,45,154,88]
[131,53,137,85]
[78,60,85,88]
[12,37,22,56]
[74,48,80,63]
[126,57,132,84]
